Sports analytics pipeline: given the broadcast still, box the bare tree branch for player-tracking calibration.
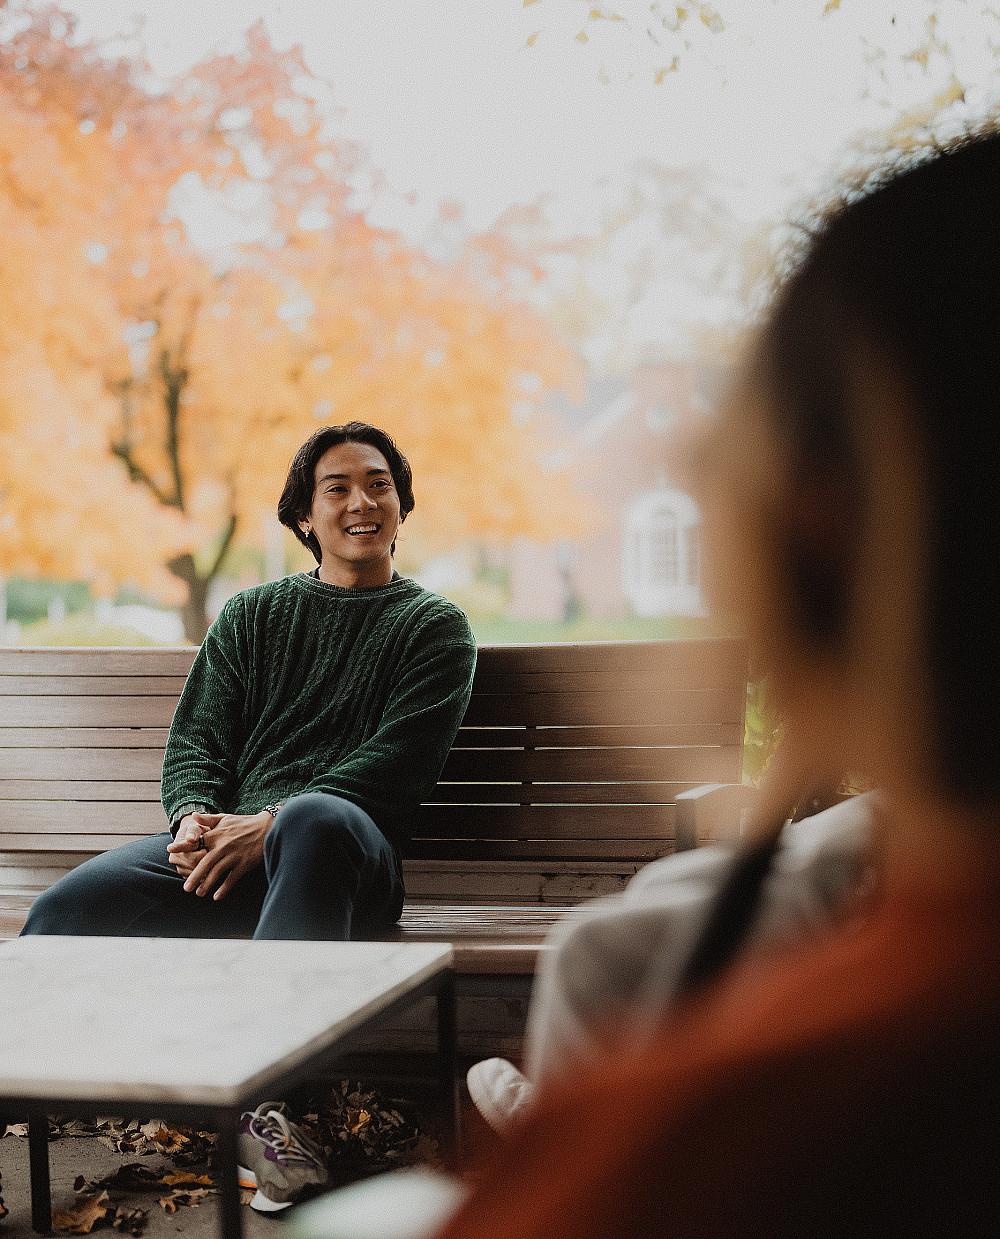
[207,510,239,581]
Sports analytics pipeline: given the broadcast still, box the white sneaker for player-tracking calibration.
[465,1058,535,1134]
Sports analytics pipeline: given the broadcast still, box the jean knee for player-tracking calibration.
[265,793,382,863]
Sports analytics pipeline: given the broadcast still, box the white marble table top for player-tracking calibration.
[0,937,453,1107]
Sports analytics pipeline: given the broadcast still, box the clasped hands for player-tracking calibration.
[166,810,273,901]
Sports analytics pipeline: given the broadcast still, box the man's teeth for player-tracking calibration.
[346,524,379,534]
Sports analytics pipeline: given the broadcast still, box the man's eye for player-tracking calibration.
[372,479,389,489]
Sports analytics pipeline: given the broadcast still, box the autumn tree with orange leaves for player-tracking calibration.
[0,3,583,640]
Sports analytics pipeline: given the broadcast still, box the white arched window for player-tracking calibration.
[623,486,704,618]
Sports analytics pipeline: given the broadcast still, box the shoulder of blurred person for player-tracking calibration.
[439,864,1000,1239]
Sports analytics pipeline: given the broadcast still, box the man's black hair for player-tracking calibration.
[277,422,415,564]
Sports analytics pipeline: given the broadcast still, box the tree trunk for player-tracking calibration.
[166,552,210,644]
[166,512,238,644]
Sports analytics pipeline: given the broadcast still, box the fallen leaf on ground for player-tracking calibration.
[298,1080,426,1170]
[157,1189,211,1214]
[76,1165,165,1194]
[110,1207,147,1237]
[2,1123,28,1138]
[53,1191,113,1234]
[159,1172,212,1188]
[139,1122,190,1154]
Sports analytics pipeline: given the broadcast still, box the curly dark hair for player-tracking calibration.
[277,422,415,563]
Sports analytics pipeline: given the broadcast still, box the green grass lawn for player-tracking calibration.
[14,617,175,646]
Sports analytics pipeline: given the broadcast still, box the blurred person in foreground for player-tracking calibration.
[432,129,1000,1237]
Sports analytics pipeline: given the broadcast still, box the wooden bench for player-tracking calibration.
[0,638,748,1054]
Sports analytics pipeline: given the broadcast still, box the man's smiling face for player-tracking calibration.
[300,440,401,587]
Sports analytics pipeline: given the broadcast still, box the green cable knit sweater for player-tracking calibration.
[160,571,477,850]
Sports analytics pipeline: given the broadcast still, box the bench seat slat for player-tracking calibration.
[0,650,197,675]
[424,782,708,804]
[0,751,165,779]
[0,832,147,850]
[1,781,161,800]
[454,724,743,746]
[462,688,744,727]
[441,745,739,782]
[466,669,742,694]
[0,724,743,748]
[1,689,745,729]
[474,639,744,677]
[0,697,180,727]
[1,780,709,806]
[406,839,672,861]
[0,676,188,696]
[413,804,676,837]
[0,728,171,748]
[0,802,165,830]
[0,799,678,837]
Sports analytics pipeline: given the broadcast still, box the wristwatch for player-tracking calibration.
[262,803,283,821]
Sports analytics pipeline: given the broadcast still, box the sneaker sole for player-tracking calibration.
[236,1164,294,1213]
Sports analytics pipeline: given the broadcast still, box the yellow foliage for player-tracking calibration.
[0,7,586,608]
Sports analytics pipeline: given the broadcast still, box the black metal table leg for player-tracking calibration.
[214,1113,243,1239]
[28,1109,51,1233]
[436,974,460,1163]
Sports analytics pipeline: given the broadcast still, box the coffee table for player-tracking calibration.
[0,937,457,1239]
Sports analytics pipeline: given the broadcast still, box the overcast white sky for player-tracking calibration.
[57,0,1000,241]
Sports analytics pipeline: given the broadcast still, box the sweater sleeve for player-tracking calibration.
[298,607,477,841]
[160,594,249,833]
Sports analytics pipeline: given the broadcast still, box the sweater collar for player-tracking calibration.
[294,568,409,598]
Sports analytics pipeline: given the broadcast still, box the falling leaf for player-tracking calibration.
[654,57,680,82]
[904,44,930,67]
[575,29,590,42]
[525,30,541,46]
[698,3,724,33]
[53,1191,113,1234]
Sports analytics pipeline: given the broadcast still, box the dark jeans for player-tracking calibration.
[20,793,405,941]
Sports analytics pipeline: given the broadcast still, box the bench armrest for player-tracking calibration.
[675,783,757,851]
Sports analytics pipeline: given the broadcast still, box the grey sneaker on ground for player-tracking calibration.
[465,1058,536,1135]
[237,1101,329,1213]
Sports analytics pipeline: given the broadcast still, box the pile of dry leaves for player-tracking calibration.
[0,1081,433,1234]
